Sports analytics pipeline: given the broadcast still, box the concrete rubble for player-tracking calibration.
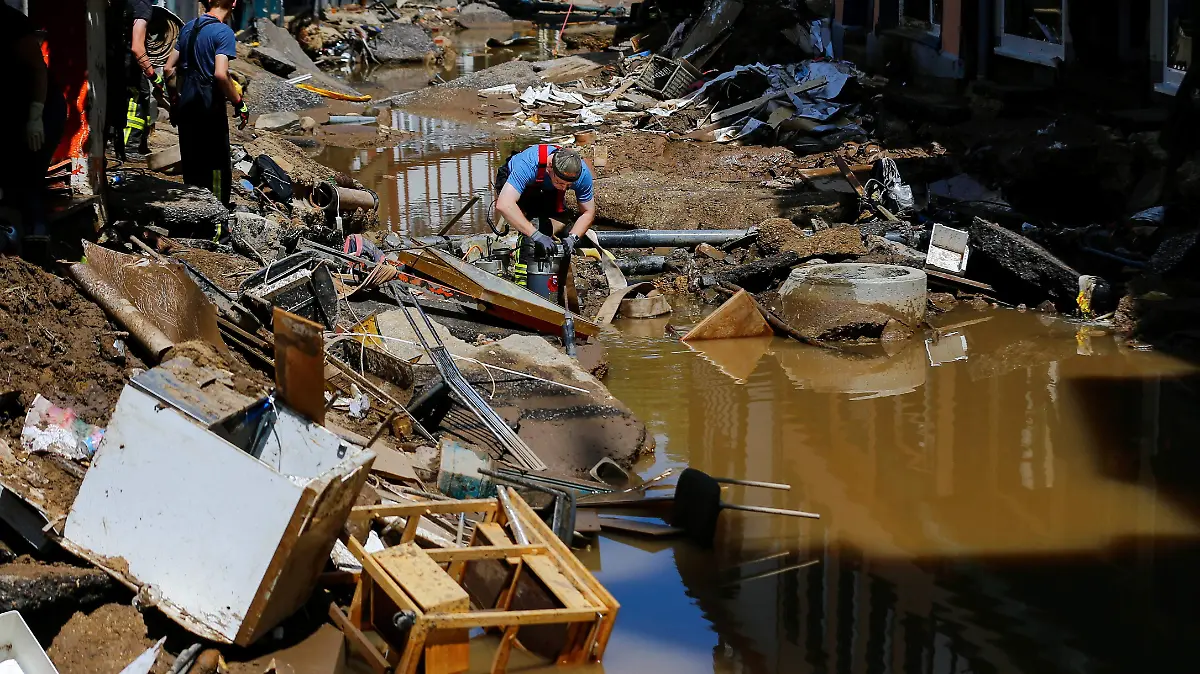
[3,0,1200,671]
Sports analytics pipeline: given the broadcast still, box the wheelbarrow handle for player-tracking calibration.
[722,502,820,519]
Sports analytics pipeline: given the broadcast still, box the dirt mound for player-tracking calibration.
[758,219,866,259]
[49,603,158,674]
[0,257,142,444]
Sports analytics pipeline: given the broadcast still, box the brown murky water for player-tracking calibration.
[584,303,1200,674]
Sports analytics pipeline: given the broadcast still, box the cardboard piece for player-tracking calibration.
[681,290,773,341]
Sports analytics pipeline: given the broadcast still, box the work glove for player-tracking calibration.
[150,72,167,103]
[26,102,44,152]
[562,233,579,257]
[530,230,555,257]
[233,99,250,130]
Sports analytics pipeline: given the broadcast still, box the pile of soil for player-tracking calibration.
[757,219,866,258]
[48,604,160,674]
[0,257,142,444]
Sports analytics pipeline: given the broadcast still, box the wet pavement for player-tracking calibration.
[584,303,1200,674]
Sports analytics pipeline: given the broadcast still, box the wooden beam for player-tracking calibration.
[352,500,500,519]
[421,607,602,629]
[710,77,828,122]
[424,545,549,563]
[522,554,593,610]
[374,544,470,614]
[329,603,392,674]
[346,537,424,617]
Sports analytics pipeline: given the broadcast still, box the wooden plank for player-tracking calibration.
[371,443,419,482]
[522,555,592,610]
[598,516,684,537]
[475,521,519,564]
[393,248,599,337]
[352,500,500,519]
[424,627,470,674]
[328,603,391,674]
[424,544,549,562]
[422,607,601,629]
[710,77,828,122]
[374,543,470,614]
[401,513,422,543]
[490,626,520,674]
[272,308,325,423]
[681,290,773,341]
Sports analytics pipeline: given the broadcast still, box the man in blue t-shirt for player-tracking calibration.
[164,0,247,223]
[495,144,596,261]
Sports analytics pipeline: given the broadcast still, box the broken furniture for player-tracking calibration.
[341,489,619,674]
[60,359,376,645]
[240,251,340,331]
[672,468,818,546]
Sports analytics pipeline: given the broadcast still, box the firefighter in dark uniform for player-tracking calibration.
[164,0,248,229]
[107,0,163,158]
[494,144,596,293]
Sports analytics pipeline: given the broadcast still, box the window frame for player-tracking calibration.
[994,0,1068,67]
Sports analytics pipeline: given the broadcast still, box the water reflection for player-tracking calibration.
[316,113,530,236]
[598,305,1200,673]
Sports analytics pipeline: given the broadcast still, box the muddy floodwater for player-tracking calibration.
[316,108,1200,672]
[579,304,1200,674]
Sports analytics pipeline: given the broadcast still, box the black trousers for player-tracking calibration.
[177,102,232,208]
[0,92,67,238]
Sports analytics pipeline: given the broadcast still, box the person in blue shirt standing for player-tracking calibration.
[164,0,248,229]
[494,144,596,290]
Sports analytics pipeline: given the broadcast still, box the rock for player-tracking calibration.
[1149,227,1200,276]
[254,18,362,96]
[250,46,297,77]
[928,292,958,313]
[0,561,119,619]
[254,111,301,132]
[865,234,926,264]
[147,144,181,172]
[696,243,727,261]
[967,217,1081,311]
[757,218,867,259]
[713,251,802,292]
[229,211,285,262]
[299,116,318,135]
[238,62,324,113]
[371,23,437,64]
[458,2,514,24]
[108,173,229,237]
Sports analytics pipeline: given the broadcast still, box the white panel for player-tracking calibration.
[65,387,304,642]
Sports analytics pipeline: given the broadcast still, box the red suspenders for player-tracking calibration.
[533,144,567,213]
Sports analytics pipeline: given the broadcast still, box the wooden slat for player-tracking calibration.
[475,521,521,565]
[374,543,470,614]
[522,554,592,610]
[329,603,391,674]
[424,544,548,562]
[352,499,500,519]
[681,290,773,341]
[422,607,601,629]
[598,515,684,537]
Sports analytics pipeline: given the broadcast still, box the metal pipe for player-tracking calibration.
[722,503,820,519]
[327,115,378,125]
[616,255,669,276]
[481,468,577,543]
[495,487,531,545]
[712,477,791,491]
[594,228,755,248]
[311,182,379,214]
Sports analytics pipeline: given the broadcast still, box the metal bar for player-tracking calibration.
[594,229,755,248]
[496,487,531,545]
[722,503,821,519]
[481,468,577,543]
[436,196,481,237]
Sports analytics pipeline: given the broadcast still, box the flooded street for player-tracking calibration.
[310,97,1200,674]
[586,304,1200,674]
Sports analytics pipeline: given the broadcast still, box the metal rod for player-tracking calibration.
[712,477,791,491]
[481,468,577,543]
[722,503,820,519]
[594,228,755,248]
[437,196,481,237]
[621,468,673,493]
[496,487,530,545]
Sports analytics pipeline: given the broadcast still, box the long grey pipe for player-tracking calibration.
[594,228,756,248]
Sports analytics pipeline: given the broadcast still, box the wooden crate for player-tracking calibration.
[339,490,619,674]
